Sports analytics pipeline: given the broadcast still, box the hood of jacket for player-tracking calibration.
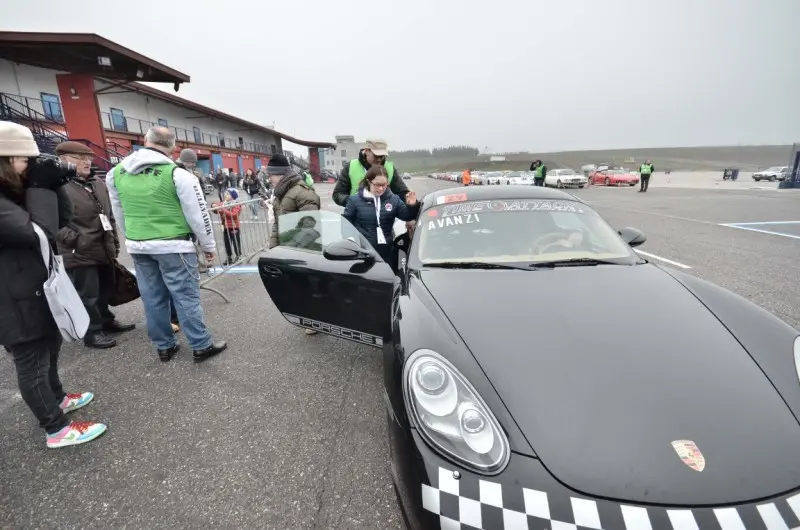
[360,187,393,202]
[274,170,303,201]
[120,148,174,175]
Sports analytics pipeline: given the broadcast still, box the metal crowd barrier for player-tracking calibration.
[199,197,273,302]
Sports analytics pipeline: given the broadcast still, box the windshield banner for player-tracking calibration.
[436,199,587,218]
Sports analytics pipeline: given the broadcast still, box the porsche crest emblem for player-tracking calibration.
[671,440,705,472]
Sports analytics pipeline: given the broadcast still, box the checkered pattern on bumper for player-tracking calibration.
[422,466,800,529]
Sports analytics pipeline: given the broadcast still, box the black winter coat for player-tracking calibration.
[0,186,72,347]
[342,187,419,258]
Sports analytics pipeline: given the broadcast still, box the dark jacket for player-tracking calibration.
[56,175,119,268]
[333,150,410,206]
[269,171,321,248]
[342,187,419,255]
[243,174,260,196]
[0,186,72,347]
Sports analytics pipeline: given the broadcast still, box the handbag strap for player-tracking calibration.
[31,223,55,272]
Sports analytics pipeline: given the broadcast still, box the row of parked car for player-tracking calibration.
[428,166,642,188]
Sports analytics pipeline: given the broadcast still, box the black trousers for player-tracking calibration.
[5,330,69,433]
[223,228,242,258]
[68,265,115,333]
[534,177,545,187]
[640,174,651,191]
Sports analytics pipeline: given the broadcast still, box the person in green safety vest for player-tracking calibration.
[531,160,547,186]
[639,160,655,192]
[106,126,228,363]
[332,139,410,207]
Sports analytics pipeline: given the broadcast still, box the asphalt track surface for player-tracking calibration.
[1,178,798,529]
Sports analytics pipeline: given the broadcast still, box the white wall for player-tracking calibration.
[0,59,63,99]
[94,80,282,152]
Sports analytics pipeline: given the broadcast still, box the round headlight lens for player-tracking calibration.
[417,361,447,395]
[459,404,494,455]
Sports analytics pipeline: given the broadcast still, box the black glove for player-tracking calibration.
[26,159,70,189]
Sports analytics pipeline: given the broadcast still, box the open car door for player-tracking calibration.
[258,210,395,348]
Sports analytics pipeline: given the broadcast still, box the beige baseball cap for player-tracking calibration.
[364,139,388,157]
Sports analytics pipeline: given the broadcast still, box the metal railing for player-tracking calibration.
[198,197,273,302]
[0,93,65,123]
[101,112,280,155]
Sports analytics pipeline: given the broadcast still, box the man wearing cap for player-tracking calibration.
[55,141,135,349]
[332,139,410,207]
[265,154,321,335]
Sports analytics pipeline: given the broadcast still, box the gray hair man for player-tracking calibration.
[106,127,227,363]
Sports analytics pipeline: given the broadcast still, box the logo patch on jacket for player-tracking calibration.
[385,203,393,212]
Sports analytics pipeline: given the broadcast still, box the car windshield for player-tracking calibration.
[413,198,639,266]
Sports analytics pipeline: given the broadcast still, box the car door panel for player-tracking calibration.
[258,210,394,348]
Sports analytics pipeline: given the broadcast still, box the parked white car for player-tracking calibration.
[545,168,588,188]
[506,171,534,185]
[752,166,789,182]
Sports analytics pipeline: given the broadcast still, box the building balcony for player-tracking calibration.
[101,112,279,155]
[0,93,65,124]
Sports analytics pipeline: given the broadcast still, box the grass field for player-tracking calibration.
[394,145,796,173]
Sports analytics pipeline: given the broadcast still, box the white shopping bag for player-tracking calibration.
[32,223,90,341]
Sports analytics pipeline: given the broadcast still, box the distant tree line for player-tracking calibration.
[392,145,480,158]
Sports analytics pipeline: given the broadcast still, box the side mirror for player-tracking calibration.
[618,227,646,248]
[323,238,374,261]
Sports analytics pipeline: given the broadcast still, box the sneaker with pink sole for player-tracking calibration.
[46,421,107,448]
[59,392,94,414]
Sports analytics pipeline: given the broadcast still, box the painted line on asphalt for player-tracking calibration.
[723,220,800,226]
[634,250,692,269]
[719,223,800,241]
[583,202,719,226]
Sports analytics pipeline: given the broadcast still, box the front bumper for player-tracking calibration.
[390,420,800,530]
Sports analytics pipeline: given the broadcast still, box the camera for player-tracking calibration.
[27,156,78,181]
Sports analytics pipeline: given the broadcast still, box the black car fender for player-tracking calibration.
[662,266,800,421]
[384,270,535,457]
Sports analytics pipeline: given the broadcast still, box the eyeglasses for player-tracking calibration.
[66,154,94,162]
[371,182,388,188]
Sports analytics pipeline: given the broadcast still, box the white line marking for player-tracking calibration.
[585,202,718,226]
[719,224,800,241]
[635,250,692,269]
[723,220,800,226]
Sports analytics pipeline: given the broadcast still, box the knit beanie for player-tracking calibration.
[178,148,198,166]
[0,121,40,157]
[226,187,239,200]
[266,153,291,175]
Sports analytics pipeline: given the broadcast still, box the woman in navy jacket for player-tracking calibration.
[342,165,419,265]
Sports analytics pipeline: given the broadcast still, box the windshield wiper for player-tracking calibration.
[530,257,627,268]
[424,261,533,271]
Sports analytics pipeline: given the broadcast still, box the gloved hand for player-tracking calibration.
[26,159,70,189]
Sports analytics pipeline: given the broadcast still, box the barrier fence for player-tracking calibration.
[199,197,273,302]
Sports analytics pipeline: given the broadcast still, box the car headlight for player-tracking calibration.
[403,349,510,474]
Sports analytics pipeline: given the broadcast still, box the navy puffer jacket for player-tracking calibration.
[342,187,419,253]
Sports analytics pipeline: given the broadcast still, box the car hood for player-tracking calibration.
[420,265,800,505]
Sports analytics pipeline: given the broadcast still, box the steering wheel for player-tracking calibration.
[533,230,588,254]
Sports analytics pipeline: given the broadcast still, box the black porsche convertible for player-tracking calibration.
[259,186,800,530]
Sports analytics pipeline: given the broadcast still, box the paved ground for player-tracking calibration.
[1,178,798,529]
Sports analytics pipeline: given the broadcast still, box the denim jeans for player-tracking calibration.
[131,253,213,351]
[5,330,69,434]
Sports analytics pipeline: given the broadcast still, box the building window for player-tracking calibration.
[238,137,244,146]
[110,108,127,131]
[40,93,63,122]
[157,118,168,127]
[218,133,225,148]
[193,126,202,143]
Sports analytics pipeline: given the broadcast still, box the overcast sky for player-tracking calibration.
[4,0,799,155]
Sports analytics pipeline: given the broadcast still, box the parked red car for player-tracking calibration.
[590,169,640,187]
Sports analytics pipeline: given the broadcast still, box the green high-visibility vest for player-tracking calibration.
[113,162,192,241]
[640,164,653,175]
[348,159,395,194]
[534,166,544,178]
[303,172,314,188]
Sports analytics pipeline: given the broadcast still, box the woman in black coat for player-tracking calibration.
[342,165,419,266]
[0,121,106,448]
